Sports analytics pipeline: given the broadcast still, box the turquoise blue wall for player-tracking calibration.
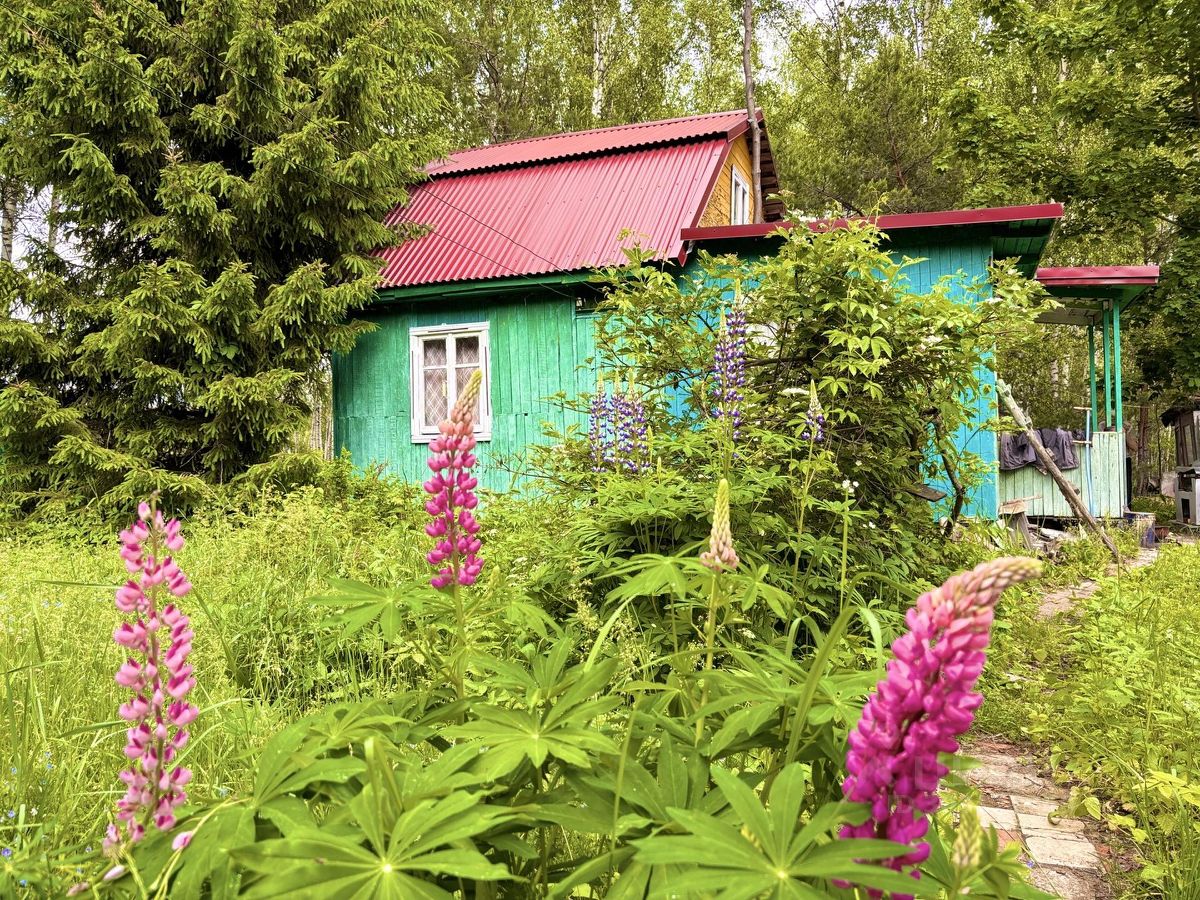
[332,293,597,491]
[889,235,998,520]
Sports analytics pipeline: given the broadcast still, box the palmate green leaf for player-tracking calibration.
[450,703,619,776]
[234,832,396,899]
[634,764,934,898]
[235,789,514,899]
[308,578,434,641]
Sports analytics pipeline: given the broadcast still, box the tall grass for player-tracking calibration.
[981,540,1200,899]
[0,486,434,873]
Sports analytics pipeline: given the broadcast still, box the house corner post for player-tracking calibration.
[1088,322,1098,431]
[1113,302,1123,433]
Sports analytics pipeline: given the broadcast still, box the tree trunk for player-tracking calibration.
[1,183,15,263]
[591,3,605,122]
[46,188,58,255]
[742,0,764,223]
[998,379,1120,560]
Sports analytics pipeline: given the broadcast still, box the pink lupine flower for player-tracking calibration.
[699,478,739,572]
[838,556,1041,898]
[424,369,485,588]
[102,499,198,858]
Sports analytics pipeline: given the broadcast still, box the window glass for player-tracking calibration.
[410,325,490,440]
[731,170,750,225]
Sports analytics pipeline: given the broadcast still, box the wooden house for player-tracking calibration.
[332,110,1155,520]
[333,110,781,490]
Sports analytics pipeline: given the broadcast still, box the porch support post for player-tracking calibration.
[1112,301,1123,433]
[1088,322,1098,431]
[1102,303,1114,428]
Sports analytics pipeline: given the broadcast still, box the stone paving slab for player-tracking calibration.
[1029,868,1104,900]
[978,806,1019,830]
[1011,795,1063,816]
[1025,833,1103,871]
[1018,811,1088,835]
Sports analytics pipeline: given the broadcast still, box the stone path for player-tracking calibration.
[1036,547,1158,619]
[960,546,1161,898]
[963,744,1108,899]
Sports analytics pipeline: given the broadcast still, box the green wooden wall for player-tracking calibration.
[332,293,597,491]
[335,230,999,516]
[999,430,1125,518]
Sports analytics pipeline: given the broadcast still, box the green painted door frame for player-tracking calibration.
[1088,324,1098,429]
[1102,306,1113,428]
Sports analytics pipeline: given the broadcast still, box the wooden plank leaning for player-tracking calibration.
[996,379,1120,562]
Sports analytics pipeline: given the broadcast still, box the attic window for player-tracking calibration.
[409,323,491,442]
[731,169,751,225]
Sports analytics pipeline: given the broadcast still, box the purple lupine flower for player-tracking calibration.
[588,380,610,473]
[612,389,635,473]
[714,306,748,442]
[424,369,484,588]
[103,500,197,857]
[622,387,651,474]
[838,556,1042,898]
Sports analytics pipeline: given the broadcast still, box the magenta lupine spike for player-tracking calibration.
[103,499,197,857]
[424,369,484,588]
[838,556,1042,898]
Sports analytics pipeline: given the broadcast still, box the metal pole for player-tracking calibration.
[1088,322,1098,429]
[1102,304,1114,429]
[1113,302,1123,433]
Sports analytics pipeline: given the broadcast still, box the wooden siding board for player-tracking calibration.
[891,237,999,520]
[332,293,593,491]
[697,134,757,227]
[998,430,1125,518]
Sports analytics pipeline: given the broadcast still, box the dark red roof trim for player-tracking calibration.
[681,203,1066,242]
[1035,265,1159,287]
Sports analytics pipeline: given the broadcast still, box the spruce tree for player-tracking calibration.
[0,0,445,511]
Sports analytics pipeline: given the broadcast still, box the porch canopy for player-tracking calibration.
[1034,265,1160,433]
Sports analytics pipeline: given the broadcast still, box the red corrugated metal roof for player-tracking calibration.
[377,109,775,289]
[681,203,1066,241]
[1035,265,1159,286]
[427,110,757,177]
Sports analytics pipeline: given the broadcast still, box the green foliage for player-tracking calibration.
[981,542,1200,897]
[533,221,1046,611]
[431,0,744,146]
[0,0,446,513]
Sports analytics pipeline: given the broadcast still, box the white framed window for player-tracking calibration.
[409,322,491,442]
[731,169,751,225]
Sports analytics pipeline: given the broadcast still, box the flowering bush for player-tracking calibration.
[840,555,1042,897]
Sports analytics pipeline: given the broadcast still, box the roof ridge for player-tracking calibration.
[443,108,750,156]
[427,109,759,177]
